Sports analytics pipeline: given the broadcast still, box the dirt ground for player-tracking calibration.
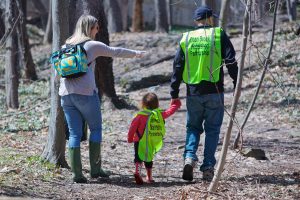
[0,21,300,199]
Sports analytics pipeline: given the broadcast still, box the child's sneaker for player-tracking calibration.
[134,173,144,185]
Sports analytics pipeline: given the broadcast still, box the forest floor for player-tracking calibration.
[0,20,300,199]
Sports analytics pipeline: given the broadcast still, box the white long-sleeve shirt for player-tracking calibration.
[58,40,137,96]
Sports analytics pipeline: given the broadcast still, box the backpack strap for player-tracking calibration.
[65,40,93,66]
[78,40,93,66]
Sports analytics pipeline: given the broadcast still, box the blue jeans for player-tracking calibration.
[61,92,102,148]
[184,93,224,171]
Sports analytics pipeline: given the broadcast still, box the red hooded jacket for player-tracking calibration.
[127,99,181,143]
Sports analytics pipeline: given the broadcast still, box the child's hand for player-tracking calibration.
[170,98,181,108]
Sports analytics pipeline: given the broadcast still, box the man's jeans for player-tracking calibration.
[184,93,224,172]
[61,92,102,148]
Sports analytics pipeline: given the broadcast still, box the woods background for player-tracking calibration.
[0,0,299,199]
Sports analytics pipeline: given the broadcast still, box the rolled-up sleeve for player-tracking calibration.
[221,31,238,87]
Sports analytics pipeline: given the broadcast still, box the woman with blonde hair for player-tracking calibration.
[59,14,145,183]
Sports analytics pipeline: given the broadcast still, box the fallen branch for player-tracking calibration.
[0,98,50,127]
[141,54,174,67]
[1,98,50,118]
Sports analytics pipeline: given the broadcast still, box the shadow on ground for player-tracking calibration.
[227,172,300,186]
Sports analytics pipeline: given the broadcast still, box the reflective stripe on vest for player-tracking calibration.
[180,27,222,84]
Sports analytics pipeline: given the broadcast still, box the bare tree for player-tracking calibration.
[5,0,19,109]
[117,0,129,31]
[154,0,168,33]
[93,1,123,107]
[0,7,5,39]
[131,0,143,32]
[233,0,280,149]
[254,0,265,22]
[32,0,48,29]
[16,0,38,80]
[208,0,252,192]
[204,0,217,25]
[219,0,231,29]
[74,0,128,108]
[68,0,78,34]
[41,0,69,167]
[43,0,52,44]
[166,0,172,31]
[286,0,297,21]
[104,0,123,33]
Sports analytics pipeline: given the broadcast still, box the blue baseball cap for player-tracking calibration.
[193,6,218,21]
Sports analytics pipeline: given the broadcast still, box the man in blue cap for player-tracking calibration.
[170,6,238,181]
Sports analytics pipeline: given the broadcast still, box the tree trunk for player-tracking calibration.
[68,0,79,34]
[131,0,143,32]
[286,0,297,21]
[41,0,69,168]
[81,0,113,97]
[117,0,129,31]
[208,0,252,192]
[92,1,119,105]
[154,0,168,33]
[32,0,48,29]
[0,8,5,39]
[204,0,217,26]
[104,0,123,33]
[254,0,264,22]
[5,0,19,109]
[75,0,127,108]
[43,0,52,44]
[16,0,38,80]
[219,0,231,29]
[166,0,172,31]
[233,0,279,149]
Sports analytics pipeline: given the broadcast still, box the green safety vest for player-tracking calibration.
[180,27,222,84]
[137,108,166,162]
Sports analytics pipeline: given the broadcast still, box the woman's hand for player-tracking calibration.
[135,51,147,58]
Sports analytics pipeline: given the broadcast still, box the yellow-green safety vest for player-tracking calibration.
[180,27,222,84]
[137,108,166,162]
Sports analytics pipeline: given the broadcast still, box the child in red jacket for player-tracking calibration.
[127,92,181,184]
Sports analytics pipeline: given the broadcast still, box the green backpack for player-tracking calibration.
[138,109,166,162]
[50,41,91,78]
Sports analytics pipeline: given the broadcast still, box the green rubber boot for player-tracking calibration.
[89,141,110,178]
[68,147,87,183]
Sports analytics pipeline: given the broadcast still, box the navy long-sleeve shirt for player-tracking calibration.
[170,25,238,98]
